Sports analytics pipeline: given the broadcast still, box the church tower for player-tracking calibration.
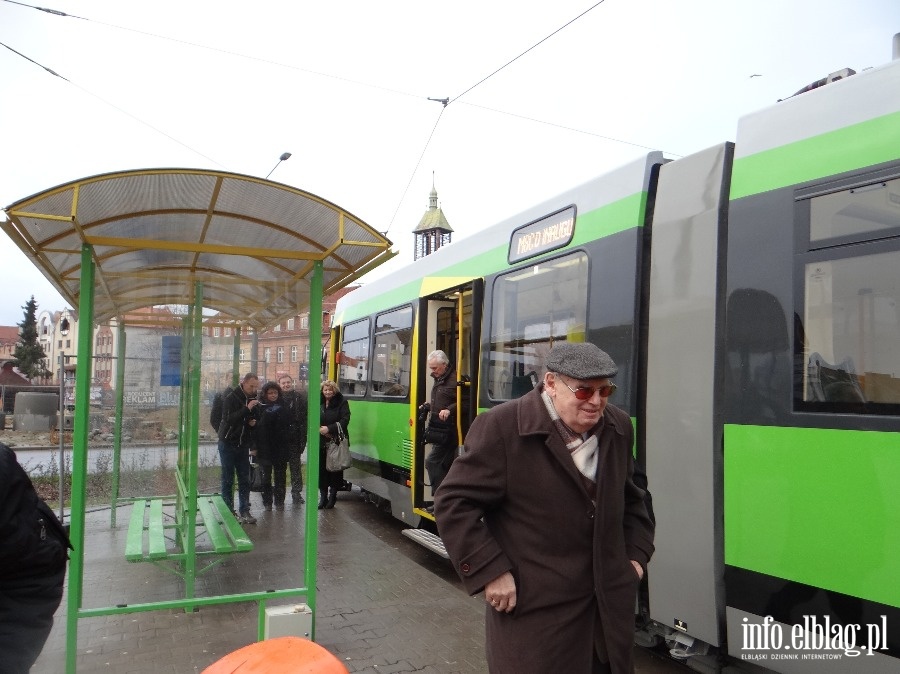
[413,178,453,260]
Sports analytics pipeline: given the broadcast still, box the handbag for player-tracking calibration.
[249,461,264,492]
[325,425,352,472]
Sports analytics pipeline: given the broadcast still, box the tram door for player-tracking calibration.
[415,281,482,513]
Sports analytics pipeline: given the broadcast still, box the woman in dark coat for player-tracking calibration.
[318,379,350,509]
[435,343,655,674]
[254,381,294,511]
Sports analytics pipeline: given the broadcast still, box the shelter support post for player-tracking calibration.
[65,244,96,674]
[303,259,324,641]
[110,320,126,527]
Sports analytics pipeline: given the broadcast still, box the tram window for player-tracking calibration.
[488,252,589,400]
[372,306,412,397]
[338,319,370,396]
[810,177,900,244]
[798,188,900,413]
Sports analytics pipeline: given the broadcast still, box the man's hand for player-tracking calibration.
[484,571,517,613]
[438,408,451,422]
[630,560,644,580]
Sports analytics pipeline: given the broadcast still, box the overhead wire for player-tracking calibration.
[2,0,674,234]
[0,38,229,169]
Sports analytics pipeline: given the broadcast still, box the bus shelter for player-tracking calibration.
[2,169,393,673]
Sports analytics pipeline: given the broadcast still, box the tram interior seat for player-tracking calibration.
[806,353,866,403]
[511,371,539,399]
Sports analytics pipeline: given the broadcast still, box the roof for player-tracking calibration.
[2,169,394,330]
[413,186,453,233]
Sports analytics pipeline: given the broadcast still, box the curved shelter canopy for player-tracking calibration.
[2,168,394,329]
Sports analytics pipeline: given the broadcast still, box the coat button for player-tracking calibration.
[587,510,594,519]
[460,563,471,573]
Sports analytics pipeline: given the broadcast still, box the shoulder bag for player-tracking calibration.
[326,424,352,472]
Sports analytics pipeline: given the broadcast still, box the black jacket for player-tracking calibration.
[0,444,72,583]
[218,386,256,449]
[255,395,294,465]
[319,390,351,449]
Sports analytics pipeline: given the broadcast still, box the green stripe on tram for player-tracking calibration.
[730,110,900,200]
[339,190,650,323]
[723,424,900,608]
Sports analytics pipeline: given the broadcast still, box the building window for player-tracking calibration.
[301,315,309,330]
[264,347,271,363]
[214,327,221,338]
[291,345,298,362]
[274,324,281,332]
[225,327,231,337]
[277,346,284,363]
[288,318,295,330]
[239,348,245,362]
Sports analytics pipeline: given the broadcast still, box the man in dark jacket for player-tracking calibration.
[422,350,458,499]
[435,342,655,674]
[278,374,308,505]
[218,373,260,524]
[0,443,72,673]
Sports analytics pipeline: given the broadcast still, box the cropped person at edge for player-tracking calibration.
[435,342,655,674]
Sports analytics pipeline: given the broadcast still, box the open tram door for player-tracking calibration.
[409,279,482,531]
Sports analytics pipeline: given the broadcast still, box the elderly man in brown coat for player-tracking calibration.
[435,342,655,674]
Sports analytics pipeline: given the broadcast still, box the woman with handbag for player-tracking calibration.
[318,379,350,509]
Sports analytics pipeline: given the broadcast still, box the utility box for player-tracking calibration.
[263,604,312,639]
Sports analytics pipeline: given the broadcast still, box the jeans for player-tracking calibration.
[219,439,251,514]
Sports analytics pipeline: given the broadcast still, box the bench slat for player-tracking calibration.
[209,495,253,551]
[197,497,232,553]
[147,499,167,559]
[125,500,148,562]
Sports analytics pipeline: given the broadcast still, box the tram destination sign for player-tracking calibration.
[508,205,576,264]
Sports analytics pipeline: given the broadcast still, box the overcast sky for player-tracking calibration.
[2,0,898,325]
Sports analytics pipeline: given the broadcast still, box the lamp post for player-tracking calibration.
[265,151,292,179]
[58,311,70,522]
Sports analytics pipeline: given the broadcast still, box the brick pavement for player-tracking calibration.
[31,489,685,673]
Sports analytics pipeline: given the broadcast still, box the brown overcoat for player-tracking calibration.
[434,385,655,674]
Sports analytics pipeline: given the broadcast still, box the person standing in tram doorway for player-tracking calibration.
[421,349,458,510]
[435,342,655,674]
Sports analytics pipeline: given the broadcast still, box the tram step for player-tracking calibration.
[402,528,449,559]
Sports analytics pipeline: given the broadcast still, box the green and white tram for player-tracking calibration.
[332,46,900,672]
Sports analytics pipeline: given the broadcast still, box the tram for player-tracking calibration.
[331,43,900,672]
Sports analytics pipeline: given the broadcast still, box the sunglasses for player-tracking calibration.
[558,377,617,400]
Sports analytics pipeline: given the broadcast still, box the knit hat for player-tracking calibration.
[547,342,617,380]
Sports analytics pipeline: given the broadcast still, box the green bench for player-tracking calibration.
[125,494,253,563]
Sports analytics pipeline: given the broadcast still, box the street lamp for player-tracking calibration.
[265,152,292,180]
[58,310,70,522]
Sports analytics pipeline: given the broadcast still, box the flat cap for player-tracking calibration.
[547,342,617,380]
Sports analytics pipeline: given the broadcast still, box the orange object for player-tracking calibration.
[202,636,348,673]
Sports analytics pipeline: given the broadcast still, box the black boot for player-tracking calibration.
[318,491,327,510]
[325,487,337,509]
